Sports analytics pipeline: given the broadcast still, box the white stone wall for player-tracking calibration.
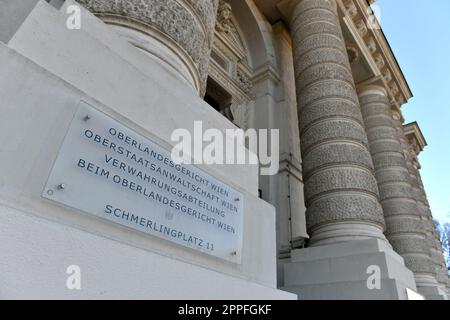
[0,203,294,299]
[0,1,294,299]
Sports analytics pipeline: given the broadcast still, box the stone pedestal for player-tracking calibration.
[282,239,417,299]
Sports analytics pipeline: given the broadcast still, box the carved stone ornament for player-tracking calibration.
[216,0,232,34]
[235,69,252,94]
[356,19,368,37]
[231,101,251,130]
[345,1,358,18]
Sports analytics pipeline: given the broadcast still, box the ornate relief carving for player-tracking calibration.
[383,69,392,83]
[366,37,377,54]
[343,0,408,107]
[215,0,232,34]
[231,102,250,130]
[346,45,359,64]
[374,53,385,69]
[208,0,253,129]
[390,83,399,96]
[215,1,247,59]
[344,1,358,18]
[356,19,368,37]
[235,69,252,94]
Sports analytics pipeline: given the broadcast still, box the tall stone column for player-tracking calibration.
[408,146,449,299]
[399,132,449,299]
[289,0,386,245]
[358,86,442,299]
[281,0,418,299]
[397,117,450,299]
[77,0,219,95]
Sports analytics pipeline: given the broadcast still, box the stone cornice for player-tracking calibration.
[278,157,304,183]
[252,61,281,85]
[340,0,413,109]
[404,121,428,156]
[260,0,412,110]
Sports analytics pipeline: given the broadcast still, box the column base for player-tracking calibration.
[415,275,448,300]
[416,285,448,300]
[308,222,387,247]
[281,238,418,300]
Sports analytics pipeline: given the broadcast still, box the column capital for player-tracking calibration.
[404,122,428,156]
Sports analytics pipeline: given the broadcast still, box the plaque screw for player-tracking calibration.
[57,183,66,190]
[47,189,54,196]
[231,251,238,256]
[235,198,240,202]
[84,115,91,121]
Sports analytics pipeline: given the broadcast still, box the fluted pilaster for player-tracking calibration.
[77,0,219,95]
[289,0,386,246]
[358,87,439,297]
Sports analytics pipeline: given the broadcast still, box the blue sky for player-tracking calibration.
[376,0,450,223]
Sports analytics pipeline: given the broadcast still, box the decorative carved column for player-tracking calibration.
[77,0,219,96]
[393,116,445,299]
[357,86,441,298]
[288,0,386,245]
[408,142,449,298]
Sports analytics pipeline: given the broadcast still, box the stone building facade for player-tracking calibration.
[0,0,448,299]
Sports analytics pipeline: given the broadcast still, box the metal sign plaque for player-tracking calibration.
[43,101,244,263]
